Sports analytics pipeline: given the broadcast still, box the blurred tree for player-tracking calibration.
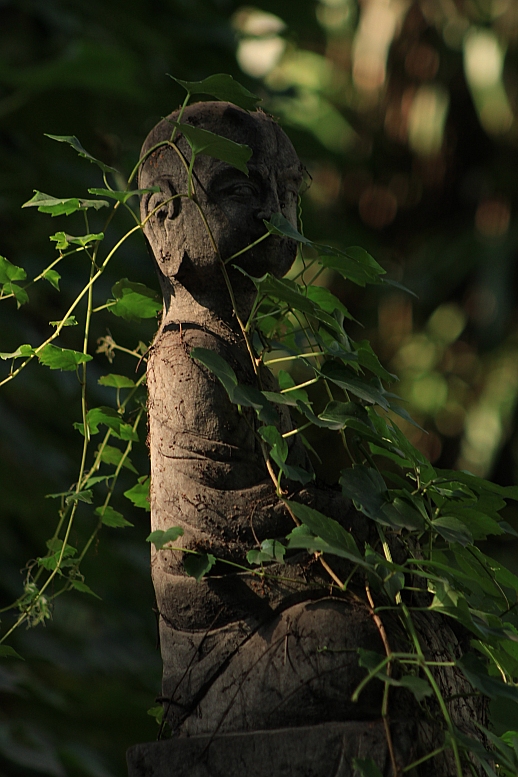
[2,0,518,774]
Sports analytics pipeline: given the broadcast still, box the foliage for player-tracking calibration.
[2,71,518,777]
[2,2,518,776]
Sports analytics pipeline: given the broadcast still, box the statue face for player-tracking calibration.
[139,103,303,302]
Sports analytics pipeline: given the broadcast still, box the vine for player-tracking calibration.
[1,73,518,776]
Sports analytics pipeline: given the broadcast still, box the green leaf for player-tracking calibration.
[38,539,77,571]
[285,501,361,560]
[38,344,92,371]
[173,122,252,175]
[98,444,138,473]
[398,675,433,702]
[432,516,473,547]
[458,654,518,703]
[109,278,162,321]
[247,539,286,565]
[98,373,136,388]
[43,269,60,290]
[184,552,216,581]
[258,426,313,484]
[305,285,353,319]
[0,344,35,360]
[146,527,184,550]
[147,705,164,725]
[0,255,26,283]
[320,251,384,288]
[70,580,101,599]
[191,347,278,424]
[44,134,117,173]
[352,757,383,777]
[340,466,388,520]
[75,406,138,441]
[88,187,159,203]
[50,231,104,250]
[95,505,133,528]
[320,361,391,409]
[49,316,77,327]
[22,190,109,216]
[3,282,29,306]
[169,73,261,111]
[124,477,150,511]
[0,645,24,660]
[264,213,313,245]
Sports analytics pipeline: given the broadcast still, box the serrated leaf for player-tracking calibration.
[432,515,473,547]
[398,675,433,701]
[340,466,388,520]
[0,645,24,660]
[0,255,26,283]
[22,190,109,216]
[88,187,159,203]
[191,347,278,424]
[74,406,138,441]
[320,360,390,409]
[264,213,313,245]
[38,344,92,371]
[44,134,117,173]
[108,278,162,321]
[38,539,77,571]
[0,344,35,360]
[49,316,77,327]
[247,539,286,565]
[98,373,136,388]
[124,477,150,511]
[43,269,61,289]
[98,443,138,473]
[50,231,104,250]
[173,122,252,175]
[95,505,133,528]
[3,282,29,306]
[285,501,361,559]
[146,526,184,550]
[70,579,101,599]
[169,73,261,111]
[184,552,216,581]
[458,654,518,703]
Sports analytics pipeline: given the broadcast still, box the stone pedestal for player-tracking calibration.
[126,720,417,777]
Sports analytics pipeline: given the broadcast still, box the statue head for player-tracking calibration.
[138,101,303,322]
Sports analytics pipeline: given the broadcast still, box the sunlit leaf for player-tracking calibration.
[98,443,138,473]
[169,73,260,110]
[146,526,184,550]
[108,278,162,322]
[0,344,35,360]
[22,190,109,216]
[0,255,26,283]
[125,476,150,511]
[49,316,77,327]
[3,282,29,306]
[38,344,92,371]
[98,373,136,388]
[43,269,60,290]
[285,500,361,559]
[173,122,252,175]
[44,134,117,173]
[50,231,104,250]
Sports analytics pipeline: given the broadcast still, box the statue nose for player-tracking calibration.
[255,188,281,222]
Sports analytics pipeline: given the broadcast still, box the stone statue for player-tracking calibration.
[126,102,485,776]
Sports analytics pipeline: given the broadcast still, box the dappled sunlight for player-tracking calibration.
[463,28,513,134]
[352,0,410,93]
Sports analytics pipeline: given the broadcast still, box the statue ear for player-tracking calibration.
[141,181,183,278]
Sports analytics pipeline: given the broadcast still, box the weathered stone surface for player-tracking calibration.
[129,101,487,776]
[127,720,417,777]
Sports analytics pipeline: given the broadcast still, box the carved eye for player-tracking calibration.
[222,181,259,199]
